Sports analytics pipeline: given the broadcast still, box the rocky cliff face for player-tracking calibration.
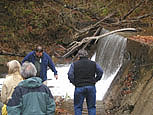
[101,39,153,115]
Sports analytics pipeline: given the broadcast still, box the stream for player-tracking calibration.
[0,54,114,101]
[0,26,152,114]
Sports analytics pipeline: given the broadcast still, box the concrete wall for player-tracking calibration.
[101,39,153,115]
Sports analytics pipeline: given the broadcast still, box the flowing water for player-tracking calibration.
[0,28,128,114]
[96,28,127,80]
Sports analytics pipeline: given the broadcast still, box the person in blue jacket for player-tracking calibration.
[7,62,56,115]
[68,49,103,115]
[22,45,58,85]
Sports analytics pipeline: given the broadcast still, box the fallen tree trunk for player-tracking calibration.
[62,28,137,58]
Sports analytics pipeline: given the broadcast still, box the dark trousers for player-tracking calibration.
[74,85,96,115]
[0,101,4,115]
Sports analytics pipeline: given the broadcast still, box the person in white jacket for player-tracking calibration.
[1,60,23,104]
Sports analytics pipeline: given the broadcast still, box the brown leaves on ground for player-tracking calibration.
[129,35,153,46]
[55,96,73,115]
[56,108,71,115]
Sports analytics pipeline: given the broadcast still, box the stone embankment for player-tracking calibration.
[101,36,153,115]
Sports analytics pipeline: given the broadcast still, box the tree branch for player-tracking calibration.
[73,12,116,39]
[122,0,144,20]
[62,28,137,58]
[0,51,26,57]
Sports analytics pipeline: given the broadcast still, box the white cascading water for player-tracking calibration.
[96,28,127,79]
[95,28,127,99]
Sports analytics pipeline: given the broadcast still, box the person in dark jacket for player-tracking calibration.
[7,62,56,115]
[22,45,58,85]
[68,49,103,115]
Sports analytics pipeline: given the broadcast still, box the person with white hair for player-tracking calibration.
[7,62,55,115]
[1,60,23,104]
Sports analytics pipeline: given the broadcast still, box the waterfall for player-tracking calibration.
[96,28,127,80]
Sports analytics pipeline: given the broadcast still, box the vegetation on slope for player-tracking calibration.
[0,0,152,57]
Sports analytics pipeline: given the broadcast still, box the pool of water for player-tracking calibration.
[0,63,114,101]
[46,63,115,100]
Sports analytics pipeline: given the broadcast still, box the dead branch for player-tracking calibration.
[122,0,144,20]
[62,28,137,58]
[93,28,136,43]
[100,0,114,11]
[82,27,102,49]
[132,13,153,20]
[73,12,116,39]
[72,27,102,60]
[0,51,26,57]
[111,12,153,26]
[52,0,99,20]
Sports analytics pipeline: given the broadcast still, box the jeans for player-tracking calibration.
[74,85,96,115]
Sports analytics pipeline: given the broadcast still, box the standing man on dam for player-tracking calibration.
[68,49,103,115]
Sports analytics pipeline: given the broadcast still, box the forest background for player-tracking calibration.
[0,0,153,63]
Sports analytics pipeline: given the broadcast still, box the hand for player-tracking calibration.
[54,75,58,80]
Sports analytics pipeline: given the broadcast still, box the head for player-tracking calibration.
[7,60,21,74]
[20,62,37,79]
[35,45,43,58]
[78,49,88,58]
